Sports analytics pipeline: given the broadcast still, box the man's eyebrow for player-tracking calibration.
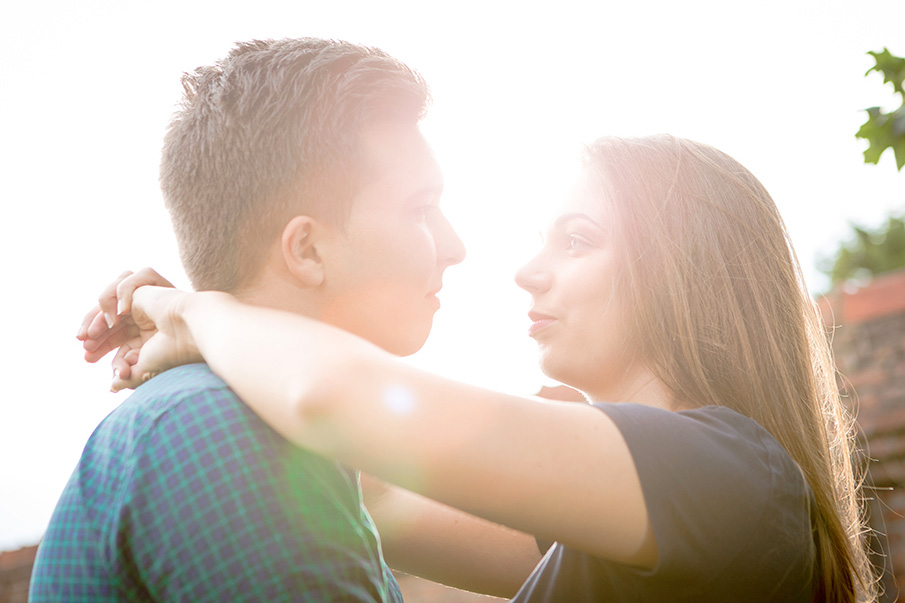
[553,212,603,229]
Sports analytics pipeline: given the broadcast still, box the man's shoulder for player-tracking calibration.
[131,362,232,404]
[94,364,333,473]
[84,363,245,458]
[109,363,234,423]
[80,362,346,500]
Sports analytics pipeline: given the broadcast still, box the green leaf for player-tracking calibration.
[822,215,905,286]
[831,48,905,289]
[856,105,905,169]
[867,48,905,97]
[895,137,905,170]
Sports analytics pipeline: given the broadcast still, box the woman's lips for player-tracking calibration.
[528,311,556,336]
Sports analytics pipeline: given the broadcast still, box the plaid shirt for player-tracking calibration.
[30,364,402,602]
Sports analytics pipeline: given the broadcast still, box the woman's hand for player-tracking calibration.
[78,268,176,365]
[109,286,205,391]
[77,268,203,391]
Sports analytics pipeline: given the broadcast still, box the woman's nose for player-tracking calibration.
[515,254,552,294]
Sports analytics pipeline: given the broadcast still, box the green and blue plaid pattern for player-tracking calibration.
[30,363,401,602]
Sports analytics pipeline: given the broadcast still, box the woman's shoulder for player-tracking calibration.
[593,402,796,469]
[591,402,810,504]
[594,400,761,429]
[590,402,816,594]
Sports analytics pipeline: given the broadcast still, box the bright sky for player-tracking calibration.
[2,0,903,551]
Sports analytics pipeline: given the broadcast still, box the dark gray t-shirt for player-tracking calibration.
[513,404,816,602]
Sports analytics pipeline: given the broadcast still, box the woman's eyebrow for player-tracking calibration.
[553,212,604,230]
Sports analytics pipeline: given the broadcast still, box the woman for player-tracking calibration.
[84,135,876,601]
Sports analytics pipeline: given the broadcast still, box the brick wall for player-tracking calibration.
[819,269,905,600]
[0,545,36,603]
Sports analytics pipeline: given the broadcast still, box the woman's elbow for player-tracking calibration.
[281,353,374,452]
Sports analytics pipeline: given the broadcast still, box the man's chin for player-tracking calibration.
[386,322,433,358]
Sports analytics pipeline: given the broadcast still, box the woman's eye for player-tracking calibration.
[568,234,592,250]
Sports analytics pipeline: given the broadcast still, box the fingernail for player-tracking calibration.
[117,298,125,316]
[113,368,120,380]
[104,313,115,329]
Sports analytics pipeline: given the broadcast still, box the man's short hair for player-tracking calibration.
[160,38,430,292]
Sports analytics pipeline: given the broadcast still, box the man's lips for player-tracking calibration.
[528,311,556,336]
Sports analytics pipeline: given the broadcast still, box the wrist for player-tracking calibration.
[182,291,237,363]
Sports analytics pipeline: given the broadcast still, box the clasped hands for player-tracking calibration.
[77,268,203,391]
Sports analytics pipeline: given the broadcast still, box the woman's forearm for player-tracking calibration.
[182,292,382,451]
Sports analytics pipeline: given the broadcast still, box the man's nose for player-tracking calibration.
[436,214,466,267]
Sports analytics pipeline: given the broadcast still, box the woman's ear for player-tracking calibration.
[281,216,326,287]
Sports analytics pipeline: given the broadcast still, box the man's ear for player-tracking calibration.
[281,215,327,287]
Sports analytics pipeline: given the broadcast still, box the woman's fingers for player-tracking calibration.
[111,336,145,392]
[111,332,183,392]
[84,321,139,363]
[84,314,125,351]
[77,306,101,341]
[80,279,190,391]
[80,268,177,363]
[84,268,173,341]
[115,268,176,318]
[97,271,135,329]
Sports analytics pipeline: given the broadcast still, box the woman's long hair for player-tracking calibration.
[584,135,875,602]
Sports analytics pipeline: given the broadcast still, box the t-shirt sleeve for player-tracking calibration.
[113,387,396,602]
[593,403,813,592]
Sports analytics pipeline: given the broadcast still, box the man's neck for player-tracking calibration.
[232,276,321,319]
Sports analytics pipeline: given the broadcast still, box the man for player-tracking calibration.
[30,38,539,601]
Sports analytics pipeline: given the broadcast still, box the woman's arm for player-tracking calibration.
[129,287,657,567]
[361,474,541,598]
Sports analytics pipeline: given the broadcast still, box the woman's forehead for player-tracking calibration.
[558,172,607,218]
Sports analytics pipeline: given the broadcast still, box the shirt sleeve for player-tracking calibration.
[111,385,397,602]
[593,403,815,594]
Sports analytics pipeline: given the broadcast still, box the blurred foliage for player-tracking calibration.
[820,215,905,286]
[855,48,905,170]
[821,49,905,289]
